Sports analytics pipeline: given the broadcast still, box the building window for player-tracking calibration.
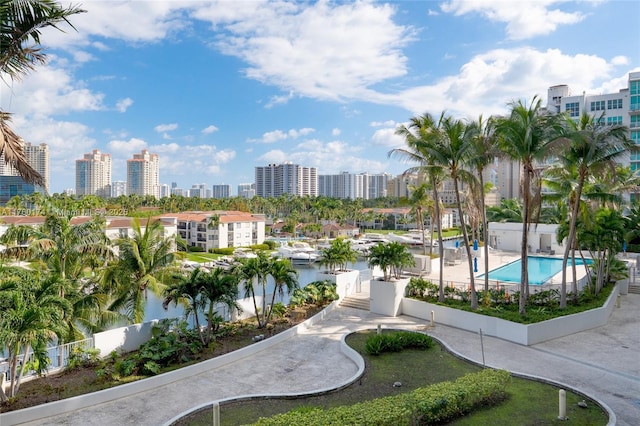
[631,131,640,144]
[590,100,605,111]
[631,115,640,129]
[607,116,623,125]
[565,102,580,117]
[607,99,622,109]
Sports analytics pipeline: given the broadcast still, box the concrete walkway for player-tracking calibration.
[12,293,640,426]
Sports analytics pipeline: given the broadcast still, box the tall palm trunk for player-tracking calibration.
[434,185,445,303]
[520,167,532,316]
[453,178,477,309]
[560,176,585,308]
[479,172,489,292]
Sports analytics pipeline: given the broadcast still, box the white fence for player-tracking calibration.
[1,338,94,385]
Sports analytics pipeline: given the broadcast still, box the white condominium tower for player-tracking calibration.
[547,71,640,171]
[76,149,112,198]
[0,141,49,193]
[127,149,160,198]
[255,162,318,197]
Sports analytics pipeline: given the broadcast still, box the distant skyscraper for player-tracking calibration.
[111,180,126,197]
[318,172,365,199]
[212,184,231,198]
[0,141,49,193]
[159,183,170,198]
[76,149,112,198]
[189,183,208,198]
[237,183,255,198]
[255,163,318,197]
[127,149,159,198]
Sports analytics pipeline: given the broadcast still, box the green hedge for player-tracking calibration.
[210,247,235,255]
[251,369,511,425]
[365,331,434,355]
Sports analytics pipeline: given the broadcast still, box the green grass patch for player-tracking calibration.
[176,330,607,425]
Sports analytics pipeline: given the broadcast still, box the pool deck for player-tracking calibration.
[425,249,591,292]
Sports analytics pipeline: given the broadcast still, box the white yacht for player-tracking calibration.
[277,242,319,265]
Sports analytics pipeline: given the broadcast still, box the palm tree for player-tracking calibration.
[391,114,448,302]
[1,214,112,293]
[266,259,299,324]
[425,115,479,308]
[467,116,499,292]
[0,0,84,185]
[407,183,432,256]
[102,218,178,323]
[547,113,632,307]
[318,237,357,273]
[494,96,563,315]
[0,271,71,401]
[163,268,207,345]
[199,267,240,345]
[232,250,273,328]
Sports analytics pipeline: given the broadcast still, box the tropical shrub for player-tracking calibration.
[211,247,235,255]
[251,369,511,425]
[289,281,338,307]
[113,319,203,378]
[366,241,415,281]
[364,331,433,355]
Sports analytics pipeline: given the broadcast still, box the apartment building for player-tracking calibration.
[547,71,640,171]
[127,150,160,198]
[0,142,49,202]
[255,163,318,197]
[168,210,266,251]
[212,184,232,198]
[76,149,112,198]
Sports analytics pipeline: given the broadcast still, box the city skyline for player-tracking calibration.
[0,1,638,193]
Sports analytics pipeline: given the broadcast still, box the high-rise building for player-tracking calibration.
[189,183,208,198]
[111,180,126,197]
[237,183,255,198]
[212,184,232,198]
[159,183,170,198]
[255,163,318,197]
[318,172,365,199]
[76,149,112,198]
[547,71,640,171]
[0,141,49,193]
[127,149,160,198]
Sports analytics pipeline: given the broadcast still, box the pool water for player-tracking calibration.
[479,256,592,285]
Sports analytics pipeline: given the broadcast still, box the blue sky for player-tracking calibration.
[1,0,639,194]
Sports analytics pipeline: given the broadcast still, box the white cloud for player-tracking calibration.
[332,128,341,136]
[202,125,219,134]
[389,47,616,119]
[370,120,396,127]
[288,128,314,138]
[611,56,629,66]
[440,0,585,40]
[251,128,315,143]
[195,1,414,101]
[154,123,178,133]
[107,138,148,158]
[371,127,405,149]
[151,144,236,177]
[0,63,105,116]
[115,97,133,113]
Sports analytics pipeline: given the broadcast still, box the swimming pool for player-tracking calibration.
[479,256,592,285]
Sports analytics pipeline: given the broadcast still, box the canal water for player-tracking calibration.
[143,259,371,323]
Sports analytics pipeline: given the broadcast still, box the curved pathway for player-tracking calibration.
[11,294,640,426]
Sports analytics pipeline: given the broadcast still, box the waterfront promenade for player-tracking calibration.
[8,289,640,426]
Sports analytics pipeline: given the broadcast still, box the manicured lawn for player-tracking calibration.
[185,252,221,263]
[177,330,607,425]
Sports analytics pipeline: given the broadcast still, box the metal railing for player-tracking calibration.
[1,338,94,384]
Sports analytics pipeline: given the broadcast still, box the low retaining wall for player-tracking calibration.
[401,284,620,345]
[0,301,341,426]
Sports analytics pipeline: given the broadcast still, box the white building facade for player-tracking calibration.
[76,149,111,198]
[127,150,160,198]
[255,163,318,197]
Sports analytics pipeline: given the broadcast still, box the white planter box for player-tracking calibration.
[370,277,410,317]
[401,284,620,345]
[316,269,360,300]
